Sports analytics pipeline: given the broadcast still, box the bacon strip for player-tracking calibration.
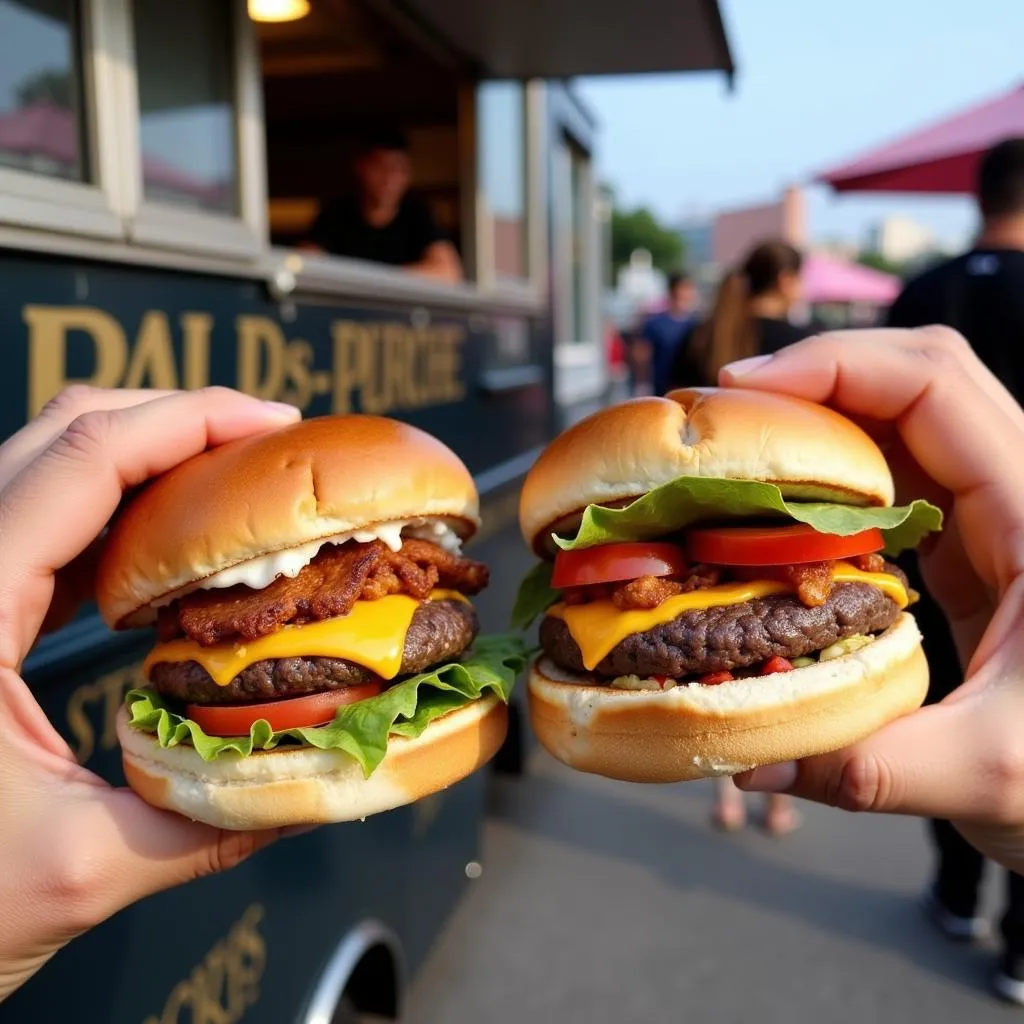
[158,539,488,646]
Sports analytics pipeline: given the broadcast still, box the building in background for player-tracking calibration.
[712,185,806,268]
[865,215,937,265]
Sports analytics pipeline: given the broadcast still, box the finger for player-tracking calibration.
[56,787,284,932]
[0,387,179,493]
[736,601,1024,821]
[733,701,979,818]
[723,326,1024,434]
[0,388,299,666]
[720,328,1024,593]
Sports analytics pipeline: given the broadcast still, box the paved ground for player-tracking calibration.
[408,749,1017,1024]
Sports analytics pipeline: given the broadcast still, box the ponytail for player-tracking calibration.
[689,271,758,385]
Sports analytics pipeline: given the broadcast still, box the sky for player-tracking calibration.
[576,0,1024,251]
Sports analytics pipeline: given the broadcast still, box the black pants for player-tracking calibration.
[931,819,1024,952]
[899,553,1024,952]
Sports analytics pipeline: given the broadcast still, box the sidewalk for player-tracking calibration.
[409,752,1014,1023]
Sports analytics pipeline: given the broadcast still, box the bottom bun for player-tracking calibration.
[527,612,928,783]
[118,694,508,830]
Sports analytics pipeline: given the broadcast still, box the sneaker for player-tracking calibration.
[994,953,1024,1005]
[920,887,988,942]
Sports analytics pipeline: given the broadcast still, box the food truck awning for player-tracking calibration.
[399,0,735,80]
[817,82,1024,194]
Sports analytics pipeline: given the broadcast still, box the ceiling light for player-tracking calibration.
[248,0,310,23]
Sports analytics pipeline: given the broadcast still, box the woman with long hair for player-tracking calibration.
[670,239,812,390]
[671,240,814,836]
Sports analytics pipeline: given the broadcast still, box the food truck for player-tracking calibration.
[0,1,734,1020]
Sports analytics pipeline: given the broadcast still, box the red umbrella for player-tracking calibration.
[818,82,1024,194]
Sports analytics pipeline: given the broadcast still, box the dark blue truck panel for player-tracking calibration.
[0,252,545,1023]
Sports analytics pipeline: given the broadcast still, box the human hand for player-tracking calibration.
[0,385,301,1000]
[719,327,1024,872]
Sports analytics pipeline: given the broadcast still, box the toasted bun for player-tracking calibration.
[527,613,926,783]
[97,415,479,628]
[117,695,507,830]
[519,388,894,554]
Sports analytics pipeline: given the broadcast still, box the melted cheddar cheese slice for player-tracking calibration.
[546,562,908,671]
[145,589,468,686]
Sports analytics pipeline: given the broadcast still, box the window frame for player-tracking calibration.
[121,0,267,258]
[471,78,546,302]
[0,0,125,238]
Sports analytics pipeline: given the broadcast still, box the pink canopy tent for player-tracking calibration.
[818,82,1024,194]
[801,253,900,306]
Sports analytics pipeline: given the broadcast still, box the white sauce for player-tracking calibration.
[155,518,463,605]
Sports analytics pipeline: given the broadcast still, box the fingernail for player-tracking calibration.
[720,354,773,381]
[262,400,301,420]
[737,761,797,792]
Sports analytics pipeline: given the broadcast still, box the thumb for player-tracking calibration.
[733,697,997,820]
[74,788,282,925]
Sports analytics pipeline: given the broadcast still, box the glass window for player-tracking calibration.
[477,81,527,280]
[570,144,587,341]
[133,0,237,214]
[0,0,87,181]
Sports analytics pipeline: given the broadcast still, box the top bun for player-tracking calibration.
[97,415,479,628]
[519,387,894,555]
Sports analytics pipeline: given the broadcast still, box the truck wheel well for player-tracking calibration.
[344,942,399,1019]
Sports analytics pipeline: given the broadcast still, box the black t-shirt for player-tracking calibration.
[309,194,444,267]
[668,316,816,388]
[883,251,1024,702]
[887,248,1024,401]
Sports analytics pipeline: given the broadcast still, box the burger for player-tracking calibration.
[513,388,941,783]
[97,415,525,830]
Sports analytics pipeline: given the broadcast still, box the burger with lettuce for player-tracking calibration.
[97,414,524,830]
[513,388,941,783]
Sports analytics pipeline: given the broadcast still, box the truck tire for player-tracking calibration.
[331,996,360,1024]
[492,697,524,776]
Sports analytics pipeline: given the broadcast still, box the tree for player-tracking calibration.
[856,251,907,278]
[15,69,73,110]
[611,204,685,276]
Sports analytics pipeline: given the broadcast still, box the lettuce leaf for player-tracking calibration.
[124,634,528,778]
[557,477,942,553]
[509,477,943,630]
[510,561,558,631]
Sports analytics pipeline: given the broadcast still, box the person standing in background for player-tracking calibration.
[670,240,812,389]
[638,271,699,395]
[887,137,1024,1006]
[668,239,813,836]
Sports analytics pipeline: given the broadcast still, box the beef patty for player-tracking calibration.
[150,599,477,703]
[541,582,902,679]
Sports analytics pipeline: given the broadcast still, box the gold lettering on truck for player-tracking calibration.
[330,319,467,414]
[181,312,213,390]
[65,662,147,765]
[143,904,267,1024]
[124,312,179,390]
[24,305,128,416]
[236,316,287,399]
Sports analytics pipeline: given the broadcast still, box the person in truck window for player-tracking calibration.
[302,128,463,285]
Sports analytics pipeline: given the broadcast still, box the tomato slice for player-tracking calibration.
[187,681,383,736]
[685,524,884,566]
[551,542,689,588]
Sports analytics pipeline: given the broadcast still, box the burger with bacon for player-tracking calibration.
[513,388,941,783]
[97,415,524,830]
